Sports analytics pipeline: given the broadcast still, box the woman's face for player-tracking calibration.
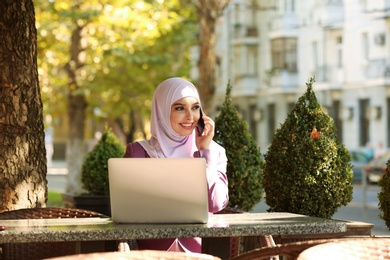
[170,97,201,136]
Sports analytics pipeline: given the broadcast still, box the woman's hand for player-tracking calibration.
[196,114,214,150]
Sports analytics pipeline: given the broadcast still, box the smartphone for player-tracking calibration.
[197,108,205,136]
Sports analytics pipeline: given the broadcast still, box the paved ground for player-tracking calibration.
[47,160,390,236]
[252,184,390,236]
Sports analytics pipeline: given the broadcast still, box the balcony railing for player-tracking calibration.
[269,70,298,90]
[317,0,343,5]
[362,0,390,19]
[312,66,344,83]
[313,0,344,28]
[233,75,259,96]
[269,14,298,32]
[233,24,258,39]
[363,59,390,79]
[310,60,390,83]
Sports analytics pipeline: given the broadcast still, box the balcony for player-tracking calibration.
[312,66,344,84]
[268,69,298,91]
[363,59,390,79]
[233,24,258,39]
[233,75,259,96]
[313,0,344,28]
[362,0,390,19]
[268,14,298,38]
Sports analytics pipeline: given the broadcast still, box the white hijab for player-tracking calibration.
[139,77,200,158]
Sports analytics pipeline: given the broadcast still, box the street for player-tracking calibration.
[253,184,390,236]
[47,160,390,236]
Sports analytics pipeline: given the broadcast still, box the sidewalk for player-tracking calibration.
[47,160,68,175]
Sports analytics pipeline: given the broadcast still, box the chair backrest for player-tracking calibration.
[297,237,390,259]
[231,237,390,260]
[0,207,108,260]
[0,207,108,219]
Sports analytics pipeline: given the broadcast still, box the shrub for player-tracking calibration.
[263,77,353,218]
[214,81,264,211]
[378,160,390,229]
[81,126,125,195]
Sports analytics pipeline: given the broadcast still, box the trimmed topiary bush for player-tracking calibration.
[81,126,125,196]
[378,160,390,229]
[214,81,264,211]
[263,77,353,218]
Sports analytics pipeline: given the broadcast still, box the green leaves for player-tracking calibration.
[378,160,390,229]
[214,81,264,211]
[263,77,353,218]
[81,126,125,195]
[35,0,196,134]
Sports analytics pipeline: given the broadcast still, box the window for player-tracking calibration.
[359,99,370,146]
[337,49,342,68]
[312,41,318,69]
[328,100,342,142]
[271,38,297,72]
[233,47,241,77]
[337,36,343,68]
[284,0,295,12]
[247,45,258,75]
[362,32,369,60]
[249,104,257,141]
[387,98,390,148]
[267,103,276,143]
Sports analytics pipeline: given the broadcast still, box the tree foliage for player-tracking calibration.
[35,0,197,131]
[34,0,197,193]
[378,160,390,229]
[263,77,353,218]
[214,81,264,211]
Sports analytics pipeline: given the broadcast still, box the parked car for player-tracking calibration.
[364,151,390,184]
[350,150,371,183]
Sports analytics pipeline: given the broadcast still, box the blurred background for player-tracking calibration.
[39,0,390,235]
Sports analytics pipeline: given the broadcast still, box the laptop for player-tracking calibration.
[108,158,209,224]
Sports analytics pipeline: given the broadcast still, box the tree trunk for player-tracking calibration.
[66,94,86,193]
[64,23,87,194]
[0,0,47,211]
[196,0,230,111]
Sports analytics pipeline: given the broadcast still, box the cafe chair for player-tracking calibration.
[297,237,390,259]
[0,207,110,260]
[0,207,108,220]
[230,238,343,260]
[231,237,390,260]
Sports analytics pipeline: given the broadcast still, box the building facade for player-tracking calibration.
[213,0,390,153]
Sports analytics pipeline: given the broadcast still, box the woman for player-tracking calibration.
[124,77,229,252]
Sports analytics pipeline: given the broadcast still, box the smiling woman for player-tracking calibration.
[170,97,201,137]
[123,77,229,253]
